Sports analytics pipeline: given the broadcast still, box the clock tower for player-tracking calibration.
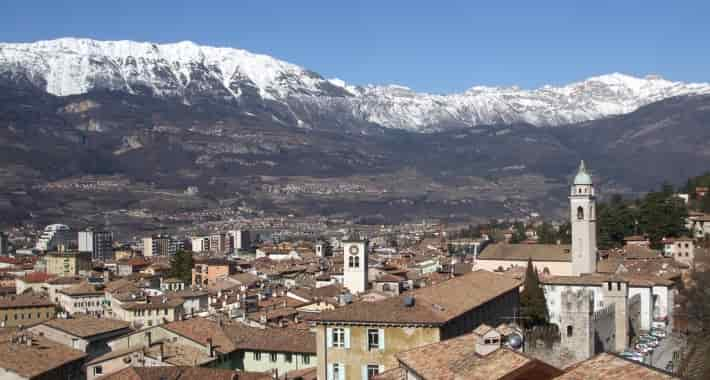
[343,240,368,293]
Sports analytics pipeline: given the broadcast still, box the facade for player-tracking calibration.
[0,294,56,328]
[209,233,228,254]
[192,259,233,287]
[343,240,368,294]
[229,230,251,252]
[663,237,694,266]
[570,160,597,275]
[56,282,108,317]
[46,251,92,277]
[35,224,74,252]
[79,229,114,261]
[142,235,182,257]
[314,270,521,380]
[192,236,209,253]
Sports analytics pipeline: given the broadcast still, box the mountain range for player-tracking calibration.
[1,38,709,226]
[2,38,710,132]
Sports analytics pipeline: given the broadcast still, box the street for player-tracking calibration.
[649,332,685,371]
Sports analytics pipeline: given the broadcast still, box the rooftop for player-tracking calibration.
[396,332,562,380]
[557,352,678,379]
[40,317,130,339]
[0,332,86,379]
[102,366,271,380]
[0,294,55,309]
[315,270,520,325]
[478,244,571,262]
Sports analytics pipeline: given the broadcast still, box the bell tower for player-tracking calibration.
[570,160,597,275]
[343,240,368,294]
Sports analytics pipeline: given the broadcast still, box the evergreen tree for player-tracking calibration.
[536,222,557,244]
[169,250,194,284]
[639,190,688,248]
[510,222,527,243]
[520,258,549,328]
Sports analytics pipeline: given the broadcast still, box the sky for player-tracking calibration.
[0,1,708,94]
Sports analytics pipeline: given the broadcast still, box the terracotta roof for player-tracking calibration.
[315,270,520,325]
[478,244,571,262]
[102,366,270,380]
[144,340,212,366]
[374,273,405,283]
[233,327,316,354]
[396,332,562,380]
[0,294,54,309]
[45,276,84,285]
[557,352,678,379]
[0,332,86,379]
[281,367,317,380]
[18,272,54,284]
[40,317,130,338]
[122,297,184,310]
[58,281,104,296]
[162,318,237,353]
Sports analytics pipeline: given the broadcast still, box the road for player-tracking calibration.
[649,332,685,371]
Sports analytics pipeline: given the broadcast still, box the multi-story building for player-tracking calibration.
[313,270,521,380]
[79,229,114,261]
[35,224,74,252]
[142,235,183,257]
[56,282,109,317]
[0,294,57,328]
[229,230,251,252]
[192,259,234,287]
[191,236,209,253]
[46,251,92,277]
[209,233,228,255]
[663,236,695,266]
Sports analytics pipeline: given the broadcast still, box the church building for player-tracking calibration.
[537,161,676,365]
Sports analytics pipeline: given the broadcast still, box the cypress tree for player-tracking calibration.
[520,258,549,328]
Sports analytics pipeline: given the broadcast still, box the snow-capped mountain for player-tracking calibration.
[2,37,710,132]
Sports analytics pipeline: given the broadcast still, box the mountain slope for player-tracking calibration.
[2,38,710,132]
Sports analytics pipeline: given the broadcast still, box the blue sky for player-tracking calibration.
[0,1,707,93]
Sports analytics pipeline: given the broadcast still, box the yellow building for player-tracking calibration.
[0,294,56,328]
[313,270,521,380]
[46,251,92,277]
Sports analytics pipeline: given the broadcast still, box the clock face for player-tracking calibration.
[349,245,359,255]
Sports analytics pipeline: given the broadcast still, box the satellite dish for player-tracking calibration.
[507,333,523,349]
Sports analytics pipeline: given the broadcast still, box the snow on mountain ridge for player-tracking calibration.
[1,38,710,132]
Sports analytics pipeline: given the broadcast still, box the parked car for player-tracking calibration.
[620,351,645,362]
[650,329,667,338]
[635,343,653,354]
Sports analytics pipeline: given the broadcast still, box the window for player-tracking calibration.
[607,282,612,291]
[366,364,380,380]
[285,353,292,363]
[332,328,345,348]
[577,206,584,220]
[303,354,310,365]
[367,329,380,350]
[270,353,277,362]
[354,256,360,268]
[566,326,573,337]
[253,352,261,361]
[331,363,342,380]
[36,312,40,318]
[616,282,621,291]
[93,366,103,376]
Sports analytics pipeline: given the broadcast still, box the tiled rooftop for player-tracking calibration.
[0,332,86,378]
[556,352,678,379]
[478,244,572,262]
[41,316,130,338]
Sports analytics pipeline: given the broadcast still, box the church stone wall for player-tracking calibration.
[591,303,616,353]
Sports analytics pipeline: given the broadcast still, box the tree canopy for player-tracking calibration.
[168,250,194,284]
